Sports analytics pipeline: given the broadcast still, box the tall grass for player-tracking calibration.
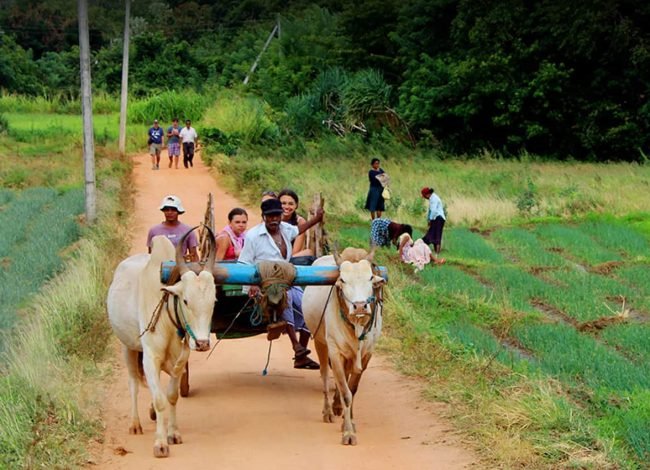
[127,89,212,124]
[201,89,279,143]
[209,138,650,229]
[0,92,119,114]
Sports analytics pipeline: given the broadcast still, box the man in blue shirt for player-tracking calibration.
[148,119,165,170]
[421,187,446,264]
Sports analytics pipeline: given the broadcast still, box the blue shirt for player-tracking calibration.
[148,126,164,144]
[427,193,446,221]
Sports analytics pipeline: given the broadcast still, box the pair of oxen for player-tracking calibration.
[107,229,385,458]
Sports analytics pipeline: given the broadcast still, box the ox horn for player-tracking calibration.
[332,241,342,266]
[176,226,200,275]
[366,245,377,263]
[202,225,216,272]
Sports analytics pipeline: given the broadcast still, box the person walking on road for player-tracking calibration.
[146,195,199,262]
[421,187,446,264]
[166,118,182,169]
[148,119,165,170]
[179,119,198,169]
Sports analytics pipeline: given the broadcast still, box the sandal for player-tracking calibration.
[294,357,320,370]
[435,258,446,265]
[292,345,311,360]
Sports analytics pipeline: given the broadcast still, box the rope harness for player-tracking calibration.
[336,284,383,341]
[311,266,384,342]
[257,260,296,323]
[139,291,198,344]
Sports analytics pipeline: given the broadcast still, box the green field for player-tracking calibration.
[0,110,130,468]
[212,144,650,468]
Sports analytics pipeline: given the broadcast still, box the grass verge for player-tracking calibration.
[0,156,131,468]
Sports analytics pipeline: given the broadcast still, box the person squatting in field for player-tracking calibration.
[369,218,413,249]
[147,195,199,262]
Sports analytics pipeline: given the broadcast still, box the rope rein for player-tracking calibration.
[310,286,335,340]
[139,292,170,338]
[206,296,254,359]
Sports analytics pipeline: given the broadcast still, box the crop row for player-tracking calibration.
[0,188,84,336]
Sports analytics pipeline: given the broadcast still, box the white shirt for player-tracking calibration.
[238,221,299,264]
[179,126,198,144]
[427,193,446,221]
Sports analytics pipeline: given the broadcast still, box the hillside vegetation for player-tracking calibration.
[1,0,650,160]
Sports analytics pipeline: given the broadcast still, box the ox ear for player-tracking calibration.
[372,275,385,288]
[162,283,183,296]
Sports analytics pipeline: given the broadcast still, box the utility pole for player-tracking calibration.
[243,19,279,85]
[118,0,131,157]
[78,0,96,224]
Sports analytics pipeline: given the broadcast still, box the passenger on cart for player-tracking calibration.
[238,198,323,370]
[216,208,248,261]
[147,194,199,262]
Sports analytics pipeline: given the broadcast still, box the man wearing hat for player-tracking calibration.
[238,198,324,369]
[146,195,199,262]
[421,187,446,264]
[179,119,198,169]
[147,119,165,170]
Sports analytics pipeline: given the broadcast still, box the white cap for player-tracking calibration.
[159,195,185,214]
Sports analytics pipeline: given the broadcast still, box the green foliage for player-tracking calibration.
[201,91,279,146]
[128,89,210,124]
[516,177,539,216]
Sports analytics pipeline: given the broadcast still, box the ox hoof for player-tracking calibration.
[128,424,143,435]
[323,412,334,423]
[167,432,183,445]
[341,432,357,446]
[149,404,156,421]
[153,442,169,458]
[333,405,343,417]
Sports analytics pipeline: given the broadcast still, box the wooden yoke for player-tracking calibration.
[160,261,388,286]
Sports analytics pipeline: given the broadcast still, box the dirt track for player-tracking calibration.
[95,151,477,469]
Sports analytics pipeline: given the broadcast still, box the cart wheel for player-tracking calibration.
[180,362,190,397]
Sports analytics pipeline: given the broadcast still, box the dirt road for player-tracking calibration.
[96,151,477,469]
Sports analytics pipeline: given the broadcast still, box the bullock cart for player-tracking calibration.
[162,193,386,396]
[160,260,388,396]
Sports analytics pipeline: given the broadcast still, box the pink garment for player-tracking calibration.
[401,238,432,271]
[219,225,246,259]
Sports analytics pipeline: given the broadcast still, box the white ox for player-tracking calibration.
[303,248,385,445]
[107,231,217,458]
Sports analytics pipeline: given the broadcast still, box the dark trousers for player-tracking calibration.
[423,216,445,247]
[183,142,195,168]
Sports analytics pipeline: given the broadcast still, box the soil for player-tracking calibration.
[94,151,477,469]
